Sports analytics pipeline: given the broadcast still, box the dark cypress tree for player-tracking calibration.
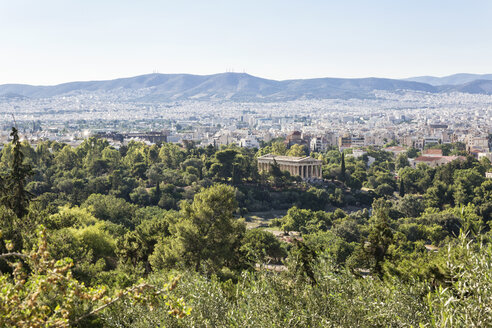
[1,128,33,218]
[154,180,161,204]
[340,152,346,182]
[399,179,405,197]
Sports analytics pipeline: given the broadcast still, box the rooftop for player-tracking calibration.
[423,149,443,156]
[415,155,465,162]
[415,156,442,162]
[258,153,322,163]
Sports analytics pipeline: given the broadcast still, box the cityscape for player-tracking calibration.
[1,81,491,161]
[1,1,492,327]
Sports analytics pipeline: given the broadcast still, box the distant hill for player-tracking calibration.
[0,73,438,101]
[405,73,492,86]
[438,79,492,94]
[1,72,492,102]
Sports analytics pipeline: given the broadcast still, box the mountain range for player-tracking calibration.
[1,72,492,102]
[404,73,492,86]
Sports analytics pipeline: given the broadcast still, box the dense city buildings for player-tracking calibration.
[1,90,491,159]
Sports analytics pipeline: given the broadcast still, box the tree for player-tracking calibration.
[375,183,394,197]
[82,194,137,227]
[453,168,485,205]
[211,149,250,184]
[396,194,425,218]
[406,147,419,158]
[268,159,286,187]
[290,239,317,285]
[0,128,33,219]
[395,153,410,171]
[240,229,286,264]
[399,179,405,197]
[117,210,173,270]
[424,181,454,209]
[159,143,186,169]
[286,144,307,157]
[255,141,287,157]
[150,184,246,276]
[340,152,346,182]
[365,199,394,277]
[281,206,313,232]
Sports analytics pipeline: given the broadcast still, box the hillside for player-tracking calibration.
[406,73,492,86]
[3,72,492,101]
[0,73,438,101]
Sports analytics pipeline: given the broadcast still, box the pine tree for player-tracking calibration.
[366,199,394,278]
[1,128,33,218]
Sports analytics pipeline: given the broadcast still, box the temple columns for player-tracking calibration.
[257,160,322,179]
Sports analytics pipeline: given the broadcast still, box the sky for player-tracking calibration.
[1,0,492,85]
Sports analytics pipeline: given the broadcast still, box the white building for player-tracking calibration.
[239,135,260,148]
[310,136,328,152]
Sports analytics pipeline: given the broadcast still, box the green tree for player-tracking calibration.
[406,147,419,158]
[424,181,454,209]
[340,152,346,182]
[82,194,137,227]
[399,178,405,197]
[0,128,33,219]
[150,184,246,276]
[240,229,286,264]
[255,141,287,157]
[365,199,394,277]
[395,153,410,170]
[453,168,485,205]
[286,144,307,157]
[211,149,250,184]
[396,194,426,218]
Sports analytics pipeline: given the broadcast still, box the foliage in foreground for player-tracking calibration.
[102,232,492,328]
[0,227,190,328]
[1,130,491,327]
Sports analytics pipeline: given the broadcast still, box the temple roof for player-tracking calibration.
[258,153,322,164]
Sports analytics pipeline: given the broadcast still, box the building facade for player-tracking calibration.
[239,135,260,148]
[257,154,323,179]
[310,136,328,152]
[466,135,489,152]
[285,131,309,148]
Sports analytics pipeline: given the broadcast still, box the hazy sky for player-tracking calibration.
[1,0,492,85]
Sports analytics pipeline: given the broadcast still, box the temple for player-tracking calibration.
[257,153,323,179]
